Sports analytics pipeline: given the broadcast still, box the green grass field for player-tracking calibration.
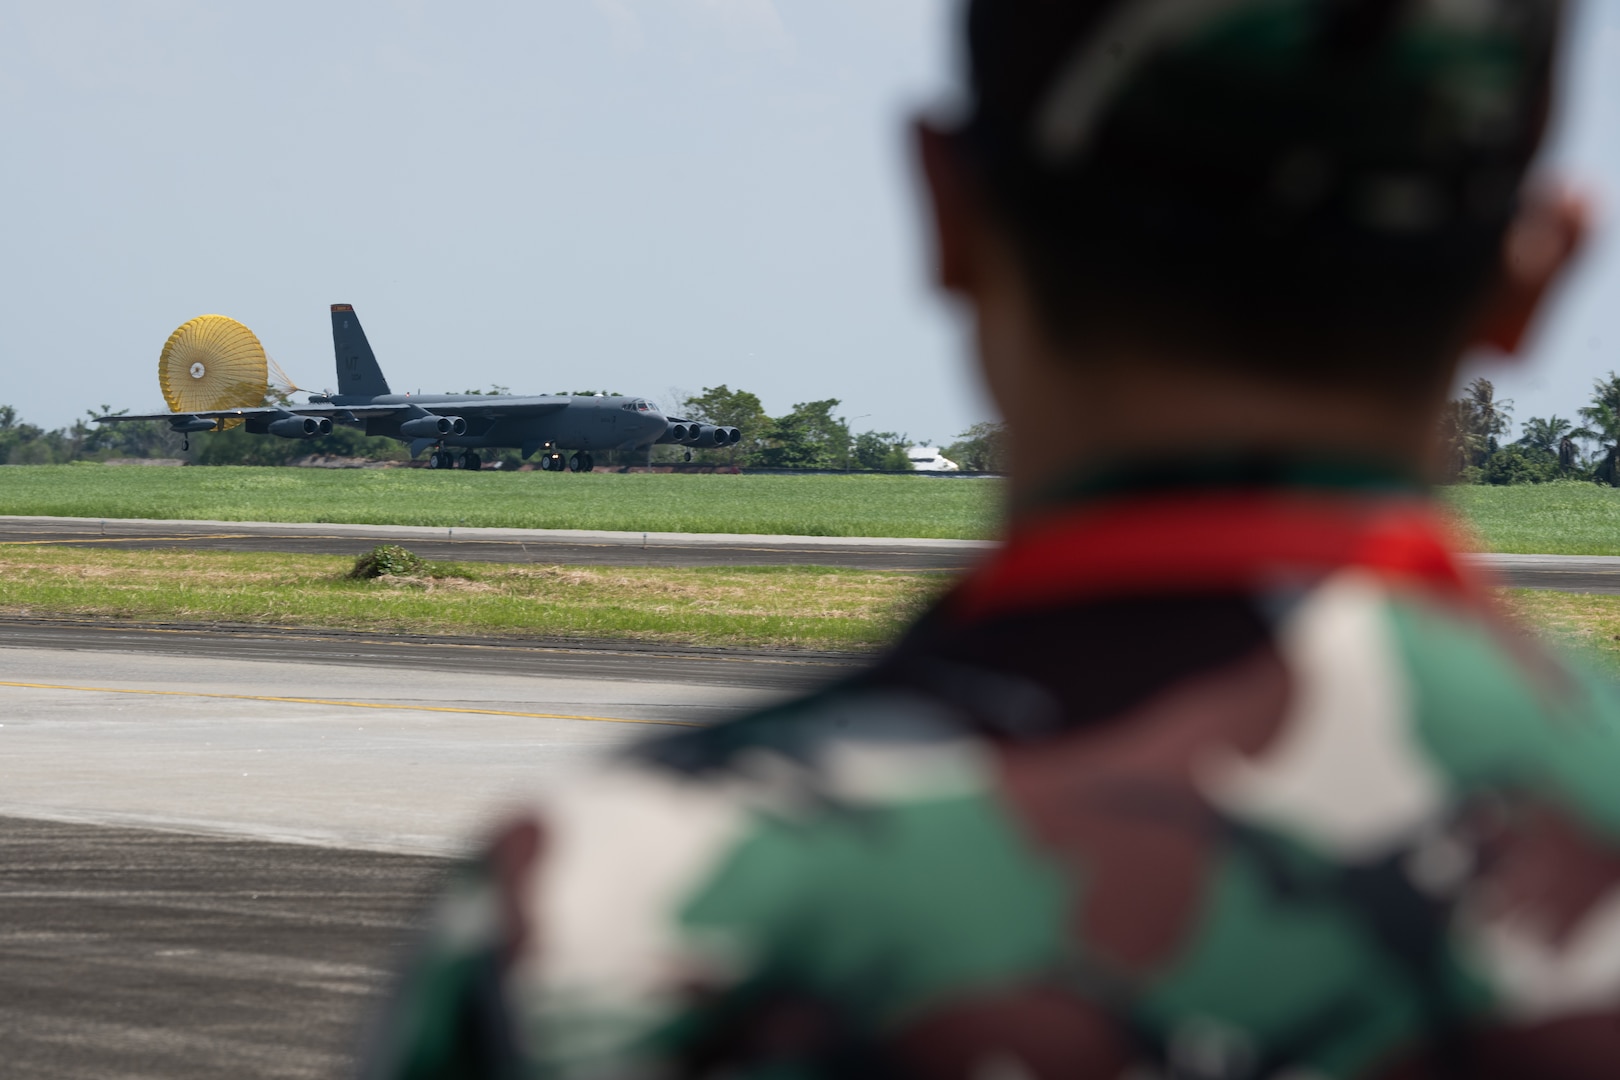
[0,546,941,651]
[1442,482,1620,555]
[0,465,1000,539]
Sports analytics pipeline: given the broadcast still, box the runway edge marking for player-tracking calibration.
[0,680,701,728]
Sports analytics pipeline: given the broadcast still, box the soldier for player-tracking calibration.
[366,1,1616,1076]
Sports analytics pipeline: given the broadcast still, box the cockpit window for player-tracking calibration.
[636,400,651,411]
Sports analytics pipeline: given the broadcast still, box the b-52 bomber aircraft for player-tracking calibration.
[97,304,742,472]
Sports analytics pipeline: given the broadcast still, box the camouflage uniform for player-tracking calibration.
[365,469,1620,1078]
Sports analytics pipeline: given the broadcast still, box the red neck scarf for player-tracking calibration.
[951,490,1481,624]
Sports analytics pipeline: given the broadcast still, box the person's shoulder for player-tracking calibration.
[628,675,973,783]
[527,672,998,903]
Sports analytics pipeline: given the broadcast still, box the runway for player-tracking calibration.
[0,635,818,853]
[1463,553,1620,595]
[2,515,1617,591]
[0,515,992,572]
[0,634,825,1076]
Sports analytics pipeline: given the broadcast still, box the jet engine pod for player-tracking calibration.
[690,424,727,448]
[723,427,742,445]
[268,415,331,438]
[667,422,689,443]
[400,415,467,438]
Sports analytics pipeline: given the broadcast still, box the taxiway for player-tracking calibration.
[1,515,1616,591]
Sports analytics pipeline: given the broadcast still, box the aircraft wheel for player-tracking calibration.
[683,450,693,462]
[427,451,444,470]
[582,453,594,472]
[568,452,583,473]
[462,452,481,471]
[538,454,551,472]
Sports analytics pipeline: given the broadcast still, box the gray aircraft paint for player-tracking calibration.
[331,304,392,399]
[98,304,741,465]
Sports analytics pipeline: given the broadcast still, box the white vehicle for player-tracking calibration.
[906,446,960,473]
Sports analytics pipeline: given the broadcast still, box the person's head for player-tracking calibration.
[918,0,1587,493]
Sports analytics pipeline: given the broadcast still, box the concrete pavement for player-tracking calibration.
[0,640,788,855]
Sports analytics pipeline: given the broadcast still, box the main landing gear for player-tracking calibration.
[538,451,593,473]
[426,449,482,470]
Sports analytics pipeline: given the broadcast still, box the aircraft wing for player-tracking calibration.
[97,398,571,424]
[95,405,404,424]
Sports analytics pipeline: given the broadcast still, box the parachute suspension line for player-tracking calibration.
[267,356,306,400]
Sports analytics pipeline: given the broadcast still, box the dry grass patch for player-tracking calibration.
[0,545,945,651]
[1498,589,1620,672]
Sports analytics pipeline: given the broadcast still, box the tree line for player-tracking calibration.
[1441,373,1620,486]
[0,388,1010,473]
[666,386,1006,472]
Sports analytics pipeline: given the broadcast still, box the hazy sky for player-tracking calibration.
[0,1,1615,444]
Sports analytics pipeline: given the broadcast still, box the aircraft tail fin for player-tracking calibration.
[330,304,392,397]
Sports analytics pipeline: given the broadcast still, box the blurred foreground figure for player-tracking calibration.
[366,2,1618,1076]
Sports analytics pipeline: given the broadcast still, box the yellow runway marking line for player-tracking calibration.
[0,679,700,728]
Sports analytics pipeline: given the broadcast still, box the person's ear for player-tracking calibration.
[1472,187,1592,355]
[914,119,982,296]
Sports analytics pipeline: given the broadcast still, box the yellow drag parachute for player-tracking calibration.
[158,315,269,430]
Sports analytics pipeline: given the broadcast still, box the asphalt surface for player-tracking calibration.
[0,816,444,1080]
[0,630,830,1076]
[0,617,865,693]
[1463,553,1620,595]
[0,515,990,572]
[4,515,1619,591]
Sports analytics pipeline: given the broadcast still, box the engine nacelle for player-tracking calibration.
[400,415,466,438]
[268,416,333,439]
[168,416,218,433]
[665,422,689,443]
[688,425,728,448]
[722,427,741,445]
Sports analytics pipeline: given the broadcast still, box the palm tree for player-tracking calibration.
[1438,400,1487,479]
[1517,415,1571,454]
[1572,373,1620,485]
[1438,377,1513,480]
[1517,415,1581,472]
[1466,377,1513,451]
